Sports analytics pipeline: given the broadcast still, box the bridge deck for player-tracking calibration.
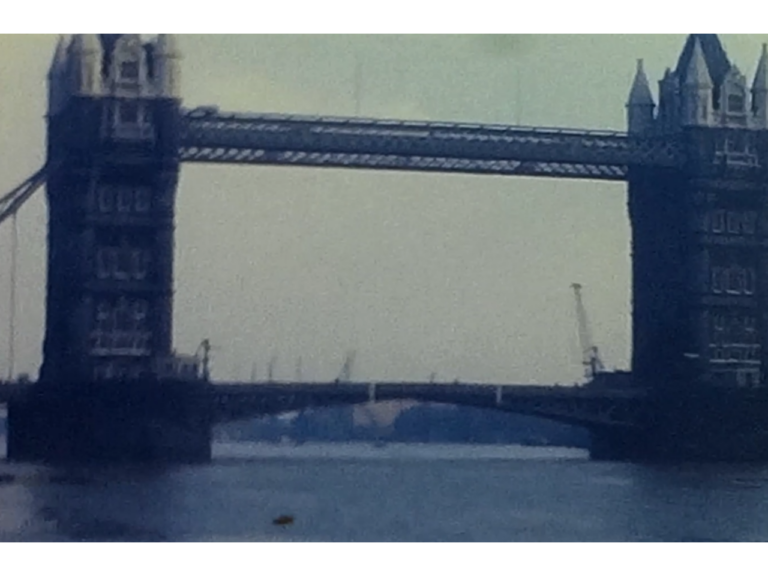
[211,381,643,399]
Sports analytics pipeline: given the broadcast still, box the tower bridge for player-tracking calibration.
[3,34,768,463]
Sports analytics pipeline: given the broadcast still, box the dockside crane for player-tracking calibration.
[195,339,221,382]
[571,283,604,380]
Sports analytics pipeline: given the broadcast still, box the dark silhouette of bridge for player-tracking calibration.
[2,33,768,463]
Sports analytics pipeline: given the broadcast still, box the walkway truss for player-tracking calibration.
[0,111,685,227]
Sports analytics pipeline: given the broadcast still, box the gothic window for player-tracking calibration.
[94,362,115,381]
[132,250,149,280]
[712,210,726,233]
[730,133,747,153]
[728,93,746,114]
[95,301,112,332]
[694,211,709,232]
[748,370,761,386]
[114,299,131,331]
[743,212,757,235]
[712,315,725,343]
[120,60,139,81]
[737,370,748,387]
[712,268,724,293]
[727,212,741,234]
[98,186,114,213]
[117,187,133,212]
[114,248,131,280]
[118,101,140,125]
[135,187,150,212]
[745,268,756,295]
[726,266,744,294]
[96,248,112,280]
[745,316,756,335]
[133,300,148,327]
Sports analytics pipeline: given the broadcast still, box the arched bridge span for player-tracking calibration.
[210,383,647,432]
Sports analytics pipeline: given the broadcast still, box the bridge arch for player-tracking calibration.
[211,383,642,435]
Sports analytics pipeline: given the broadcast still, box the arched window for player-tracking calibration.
[96,248,113,280]
[114,299,131,331]
[98,186,114,213]
[115,248,133,281]
[745,268,756,295]
[119,60,139,82]
[731,267,746,294]
[743,212,757,235]
[118,101,140,125]
[133,300,148,326]
[132,250,149,280]
[135,187,150,212]
[727,212,741,234]
[117,187,133,212]
[712,210,726,233]
[728,92,746,114]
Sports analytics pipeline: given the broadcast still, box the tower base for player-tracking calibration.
[7,380,212,464]
[589,388,768,462]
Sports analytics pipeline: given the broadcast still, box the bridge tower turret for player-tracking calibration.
[41,34,181,384]
[628,34,768,393]
[751,44,768,128]
[681,37,713,127]
[627,59,656,134]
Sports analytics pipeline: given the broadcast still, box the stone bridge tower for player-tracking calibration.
[41,34,181,384]
[627,35,768,391]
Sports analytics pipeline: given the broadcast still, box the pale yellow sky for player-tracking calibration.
[0,35,766,384]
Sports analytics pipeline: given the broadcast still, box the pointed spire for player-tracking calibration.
[752,44,768,127]
[627,59,656,134]
[154,34,181,99]
[753,43,768,93]
[48,35,72,116]
[628,59,655,106]
[677,34,730,88]
[685,37,712,87]
[69,34,103,96]
[156,34,180,56]
[48,35,69,77]
[681,38,713,127]
[70,34,102,55]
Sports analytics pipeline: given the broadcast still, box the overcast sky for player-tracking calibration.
[0,34,766,384]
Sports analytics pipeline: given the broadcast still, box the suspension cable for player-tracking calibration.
[7,212,17,381]
[0,166,47,228]
[0,165,48,381]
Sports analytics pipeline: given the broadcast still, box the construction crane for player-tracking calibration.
[195,339,220,382]
[571,283,604,380]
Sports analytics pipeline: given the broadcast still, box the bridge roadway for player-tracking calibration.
[0,381,645,431]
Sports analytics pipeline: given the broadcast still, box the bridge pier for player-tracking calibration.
[588,427,649,462]
[7,380,212,464]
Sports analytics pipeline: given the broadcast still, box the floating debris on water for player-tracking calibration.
[272,515,294,526]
